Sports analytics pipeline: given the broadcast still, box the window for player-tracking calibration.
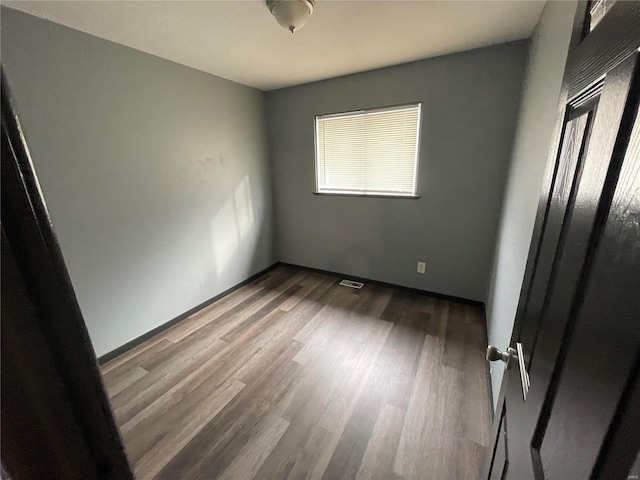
[315,103,421,197]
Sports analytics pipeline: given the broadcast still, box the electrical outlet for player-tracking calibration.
[417,262,426,274]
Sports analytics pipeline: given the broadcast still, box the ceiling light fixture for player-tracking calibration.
[266,0,315,34]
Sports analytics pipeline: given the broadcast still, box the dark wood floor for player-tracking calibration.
[101,266,492,480]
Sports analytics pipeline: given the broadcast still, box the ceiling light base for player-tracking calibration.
[266,0,315,33]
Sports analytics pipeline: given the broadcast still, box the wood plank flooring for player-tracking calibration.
[101,266,492,480]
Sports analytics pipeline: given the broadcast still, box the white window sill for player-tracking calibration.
[313,191,420,199]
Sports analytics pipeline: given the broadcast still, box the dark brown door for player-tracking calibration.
[1,70,133,479]
[484,3,640,480]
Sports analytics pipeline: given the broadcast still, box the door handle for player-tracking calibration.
[486,345,517,364]
[486,344,531,400]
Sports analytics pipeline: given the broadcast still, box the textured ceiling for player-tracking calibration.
[3,1,545,90]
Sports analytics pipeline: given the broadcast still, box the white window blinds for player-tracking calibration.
[315,103,421,196]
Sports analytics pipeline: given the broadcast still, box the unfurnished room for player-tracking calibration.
[1,1,639,479]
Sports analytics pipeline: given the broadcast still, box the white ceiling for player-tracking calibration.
[3,0,545,91]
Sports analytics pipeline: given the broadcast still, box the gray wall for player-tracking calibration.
[1,8,274,357]
[485,0,577,407]
[267,42,527,301]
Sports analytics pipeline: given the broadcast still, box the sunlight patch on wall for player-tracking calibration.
[235,176,255,239]
[210,175,256,277]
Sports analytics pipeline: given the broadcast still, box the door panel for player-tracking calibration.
[488,408,508,480]
[538,103,640,480]
[484,2,640,478]
[1,69,133,479]
[526,52,639,410]
[516,52,638,480]
[519,105,594,363]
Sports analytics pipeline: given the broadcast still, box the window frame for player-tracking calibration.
[313,102,423,199]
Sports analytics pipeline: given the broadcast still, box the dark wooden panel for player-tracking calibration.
[567,1,640,101]
[590,106,640,480]
[592,351,640,480]
[1,68,132,479]
[524,54,640,441]
[488,410,507,480]
[1,232,97,480]
[540,97,640,480]
[520,107,593,362]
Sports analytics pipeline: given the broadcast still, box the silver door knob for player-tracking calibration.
[486,345,517,363]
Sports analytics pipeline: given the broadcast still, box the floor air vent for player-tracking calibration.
[339,279,364,289]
